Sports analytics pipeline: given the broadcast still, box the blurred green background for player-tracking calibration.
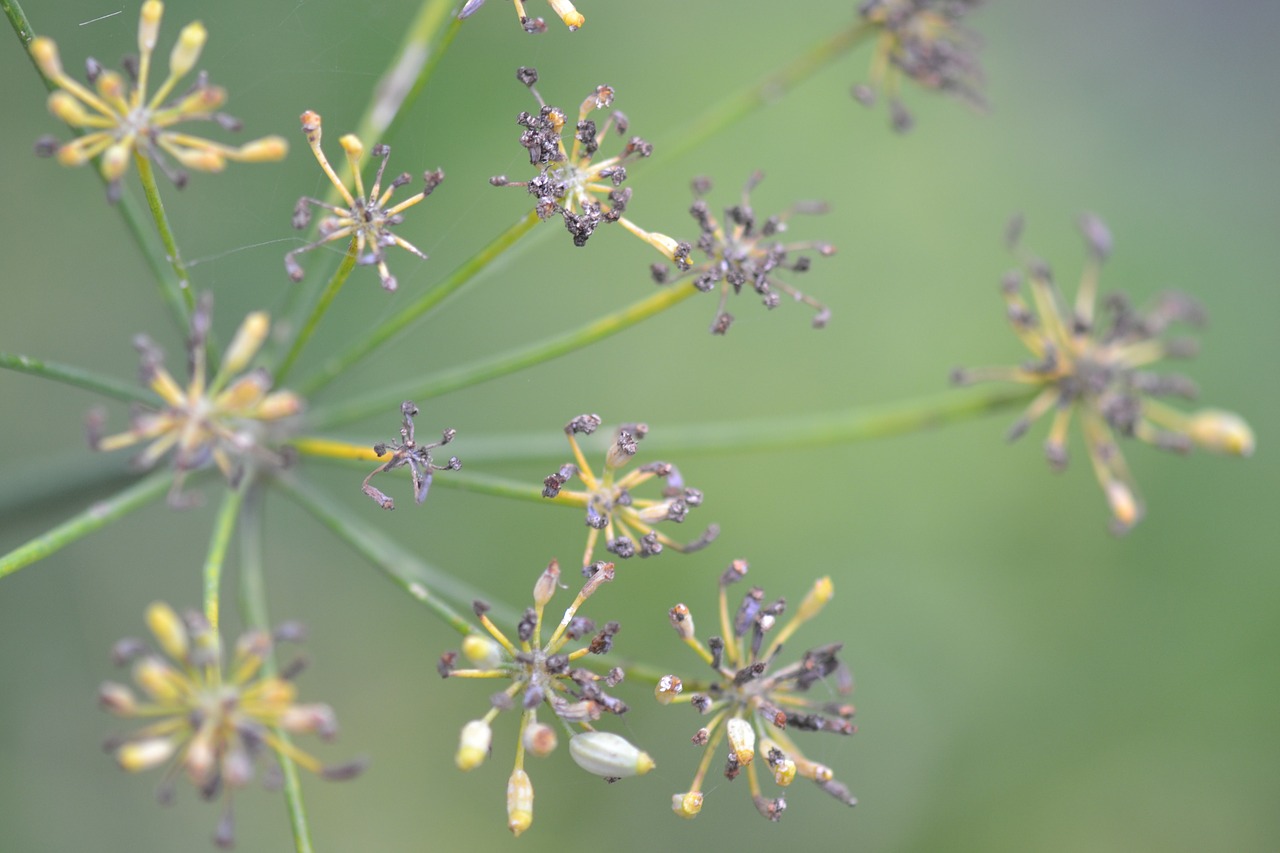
[1,0,1277,850]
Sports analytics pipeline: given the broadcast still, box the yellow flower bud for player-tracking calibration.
[235,136,289,163]
[507,768,533,836]
[726,717,755,767]
[117,737,176,772]
[29,37,63,80]
[138,1,164,54]
[548,0,584,29]
[100,141,132,182]
[455,720,492,770]
[672,791,703,818]
[339,133,364,161]
[169,21,207,79]
[1188,409,1255,457]
[796,576,834,621]
[221,312,270,377]
[462,634,504,669]
[145,602,188,662]
[1104,480,1141,533]
[47,92,90,126]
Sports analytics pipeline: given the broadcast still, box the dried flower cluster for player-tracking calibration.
[541,414,719,570]
[100,603,363,848]
[286,110,444,291]
[651,174,835,334]
[854,0,986,131]
[952,215,1255,532]
[660,561,857,820]
[491,67,687,262]
[439,560,652,836]
[30,0,286,201]
[361,401,460,510]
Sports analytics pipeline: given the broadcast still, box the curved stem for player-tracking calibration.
[237,487,315,853]
[655,21,871,166]
[133,151,195,318]
[356,0,462,156]
[202,479,247,630]
[308,280,700,429]
[1,352,158,405]
[274,242,359,385]
[297,211,539,397]
[272,473,500,632]
[0,469,172,579]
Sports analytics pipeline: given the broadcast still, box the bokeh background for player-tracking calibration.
[1,1,1277,850]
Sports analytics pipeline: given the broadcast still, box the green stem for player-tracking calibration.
[308,280,699,429]
[274,243,360,385]
[354,0,462,157]
[133,152,196,319]
[272,473,503,632]
[237,487,315,853]
[656,21,871,166]
[297,211,539,397]
[0,469,172,579]
[202,480,247,630]
[0,352,158,405]
[447,386,1036,462]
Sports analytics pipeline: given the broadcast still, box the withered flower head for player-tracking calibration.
[100,602,364,848]
[459,0,585,33]
[30,0,286,202]
[88,292,303,507]
[541,414,719,571]
[491,67,684,258]
[650,174,835,335]
[952,215,1256,534]
[660,562,857,820]
[361,401,460,510]
[440,560,654,836]
[285,110,444,292]
[853,0,986,132]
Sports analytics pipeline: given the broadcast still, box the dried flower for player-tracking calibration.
[651,174,835,335]
[952,215,1256,533]
[662,562,857,820]
[87,293,302,507]
[361,401,460,510]
[491,67,684,258]
[30,0,286,202]
[541,414,718,570]
[286,110,444,292]
[100,602,363,848]
[459,0,585,33]
[440,560,653,836]
[853,0,986,132]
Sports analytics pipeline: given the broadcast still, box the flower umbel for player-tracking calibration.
[853,0,986,132]
[30,0,287,202]
[87,293,303,507]
[361,401,460,510]
[459,0,585,33]
[952,215,1256,533]
[439,560,654,836]
[99,602,364,848]
[491,67,683,256]
[541,415,719,570]
[286,110,444,292]
[661,562,857,820]
[651,174,835,335]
